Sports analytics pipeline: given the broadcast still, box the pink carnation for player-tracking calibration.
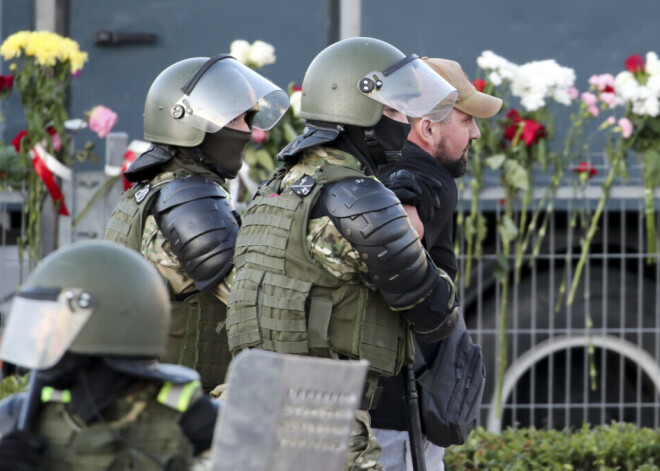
[567,86,579,100]
[89,105,118,139]
[581,92,597,106]
[618,117,633,138]
[252,128,269,144]
[588,74,615,92]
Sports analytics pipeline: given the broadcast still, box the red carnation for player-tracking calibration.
[573,162,597,179]
[12,130,28,152]
[503,109,545,147]
[291,85,302,92]
[473,78,486,92]
[625,54,645,74]
[0,75,13,92]
[521,119,546,147]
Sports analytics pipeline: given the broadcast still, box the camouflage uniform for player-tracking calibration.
[106,159,235,391]
[228,146,456,471]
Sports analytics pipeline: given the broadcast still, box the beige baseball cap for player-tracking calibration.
[422,57,502,119]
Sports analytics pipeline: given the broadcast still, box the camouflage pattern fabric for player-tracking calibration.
[285,148,370,280]
[346,410,385,471]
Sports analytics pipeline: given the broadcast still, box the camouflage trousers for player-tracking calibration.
[345,410,385,471]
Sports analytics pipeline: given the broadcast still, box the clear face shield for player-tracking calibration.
[357,54,458,122]
[174,55,290,131]
[0,287,96,370]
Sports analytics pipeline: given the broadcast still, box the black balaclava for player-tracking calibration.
[329,114,411,175]
[198,127,252,179]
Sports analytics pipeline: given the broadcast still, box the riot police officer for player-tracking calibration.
[0,240,219,470]
[104,55,289,392]
[225,37,460,470]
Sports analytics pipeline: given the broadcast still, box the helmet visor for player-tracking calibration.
[176,58,289,132]
[358,55,458,122]
[0,288,95,369]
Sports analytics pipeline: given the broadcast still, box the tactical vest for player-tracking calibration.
[227,161,413,378]
[36,381,200,470]
[105,171,232,391]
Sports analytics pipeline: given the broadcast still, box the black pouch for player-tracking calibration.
[414,314,485,447]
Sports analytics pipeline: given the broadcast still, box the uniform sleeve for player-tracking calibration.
[141,215,197,297]
[306,215,369,281]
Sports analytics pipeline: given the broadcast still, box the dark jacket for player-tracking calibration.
[370,141,458,431]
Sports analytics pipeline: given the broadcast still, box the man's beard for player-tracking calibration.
[437,144,469,179]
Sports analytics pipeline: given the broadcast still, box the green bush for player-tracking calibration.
[444,424,660,470]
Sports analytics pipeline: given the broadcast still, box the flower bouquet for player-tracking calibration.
[0,30,117,266]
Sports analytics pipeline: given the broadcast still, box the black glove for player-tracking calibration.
[0,430,48,471]
[382,169,444,222]
[381,169,423,206]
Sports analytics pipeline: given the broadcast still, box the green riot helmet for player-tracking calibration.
[143,55,289,147]
[0,240,170,370]
[300,37,458,127]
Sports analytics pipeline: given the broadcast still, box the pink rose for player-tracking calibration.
[618,117,633,138]
[252,128,269,144]
[89,105,118,138]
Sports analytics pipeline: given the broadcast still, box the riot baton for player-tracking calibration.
[403,363,427,471]
[17,371,42,431]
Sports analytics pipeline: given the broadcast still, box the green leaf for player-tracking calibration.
[73,175,120,228]
[494,253,510,282]
[485,153,506,170]
[642,149,660,187]
[282,122,298,143]
[255,149,275,171]
[498,215,518,245]
[503,159,529,192]
[243,146,257,166]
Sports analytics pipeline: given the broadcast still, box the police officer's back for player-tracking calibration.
[0,241,219,470]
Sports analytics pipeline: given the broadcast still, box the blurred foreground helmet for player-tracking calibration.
[0,240,170,370]
[300,37,458,127]
[144,55,289,147]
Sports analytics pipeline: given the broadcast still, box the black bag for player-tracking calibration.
[414,315,485,447]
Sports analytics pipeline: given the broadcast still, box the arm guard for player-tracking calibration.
[153,175,239,292]
[320,177,459,340]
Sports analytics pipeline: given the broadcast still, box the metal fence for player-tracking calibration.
[457,158,660,432]
[2,155,660,434]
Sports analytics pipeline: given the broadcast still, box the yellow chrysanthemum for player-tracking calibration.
[0,30,87,73]
[0,30,31,59]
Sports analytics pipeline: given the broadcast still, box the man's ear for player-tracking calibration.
[416,118,440,147]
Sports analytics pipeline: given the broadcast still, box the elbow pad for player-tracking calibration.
[153,175,239,292]
[320,177,436,308]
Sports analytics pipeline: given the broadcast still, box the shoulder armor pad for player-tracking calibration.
[155,175,227,211]
[320,179,436,308]
[124,145,175,182]
[322,177,400,218]
[153,175,238,292]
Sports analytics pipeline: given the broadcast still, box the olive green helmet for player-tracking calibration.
[0,240,170,370]
[300,37,458,127]
[143,55,289,147]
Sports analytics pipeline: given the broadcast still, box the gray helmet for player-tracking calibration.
[0,240,170,370]
[143,55,290,147]
[300,37,457,127]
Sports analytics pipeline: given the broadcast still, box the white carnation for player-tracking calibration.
[647,75,660,97]
[230,39,251,65]
[249,40,276,68]
[646,51,660,76]
[488,71,503,86]
[615,71,641,101]
[509,59,575,110]
[290,90,302,117]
